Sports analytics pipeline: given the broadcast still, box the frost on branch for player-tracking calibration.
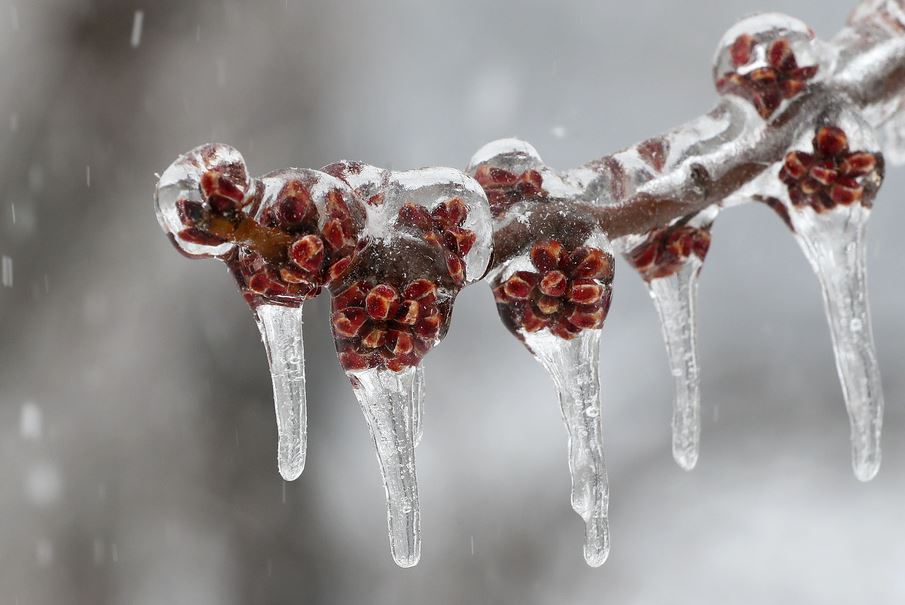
[154,0,905,568]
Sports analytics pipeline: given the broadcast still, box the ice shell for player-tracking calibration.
[155,143,252,258]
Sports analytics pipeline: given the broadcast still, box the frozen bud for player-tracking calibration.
[567,305,606,330]
[397,203,434,231]
[404,279,438,302]
[395,300,421,325]
[366,284,400,320]
[156,143,253,258]
[333,307,368,337]
[289,235,325,273]
[530,240,564,272]
[539,271,568,297]
[713,13,821,119]
[502,272,536,299]
[779,124,881,213]
[568,280,605,305]
[571,248,614,280]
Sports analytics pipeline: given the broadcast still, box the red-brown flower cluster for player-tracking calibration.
[779,126,880,213]
[716,34,818,119]
[493,240,614,340]
[626,225,711,282]
[175,166,252,248]
[174,167,363,308]
[331,278,446,372]
[396,198,477,286]
[232,180,361,307]
[473,165,545,218]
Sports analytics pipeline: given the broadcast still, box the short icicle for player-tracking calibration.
[352,366,421,567]
[793,209,884,481]
[256,304,308,482]
[648,261,704,471]
[526,329,609,566]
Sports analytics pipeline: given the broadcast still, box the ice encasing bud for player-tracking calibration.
[155,143,256,258]
[470,141,616,567]
[714,13,824,119]
[623,209,715,471]
[325,163,493,567]
[765,106,885,480]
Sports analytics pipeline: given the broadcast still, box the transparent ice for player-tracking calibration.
[412,365,425,447]
[790,206,883,480]
[469,139,613,567]
[523,329,610,566]
[351,366,421,568]
[256,305,307,481]
[323,163,493,566]
[648,260,704,471]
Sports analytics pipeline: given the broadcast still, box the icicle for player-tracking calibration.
[412,365,425,447]
[792,209,883,481]
[648,262,703,470]
[256,305,307,482]
[352,366,421,567]
[524,329,609,566]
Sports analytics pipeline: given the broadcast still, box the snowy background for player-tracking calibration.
[1,0,904,603]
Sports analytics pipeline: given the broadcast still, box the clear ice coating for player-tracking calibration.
[351,366,421,567]
[324,162,493,566]
[619,213,714,471]
[469,139,615,566]
[523,329,610,566]
[764,104,886,480]
[649,262,704,471]
[412,365,425,447]
[793,210,883,480]
[153,1,905,566]
[256,305,307,481]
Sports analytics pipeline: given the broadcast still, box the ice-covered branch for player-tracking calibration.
[153,0,905,568]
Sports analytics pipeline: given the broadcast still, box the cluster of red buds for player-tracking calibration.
[396,198,477,286]
[716,34,818,119]
[779,126,881,213]
[473,165,545,218]
[493,240,614,340]
[235,180,361,307]
[172,163,363,308]
[174,166,253,248]
[626,225,712,282]
[331,278,446,371]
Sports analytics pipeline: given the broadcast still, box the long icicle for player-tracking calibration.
[526,330,609,566]
[353,366,421,567]
[793,211,884,481]
[648,261,703,471]
[256,304,308,481]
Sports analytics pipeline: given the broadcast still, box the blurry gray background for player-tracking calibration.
[1,0,904,603]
